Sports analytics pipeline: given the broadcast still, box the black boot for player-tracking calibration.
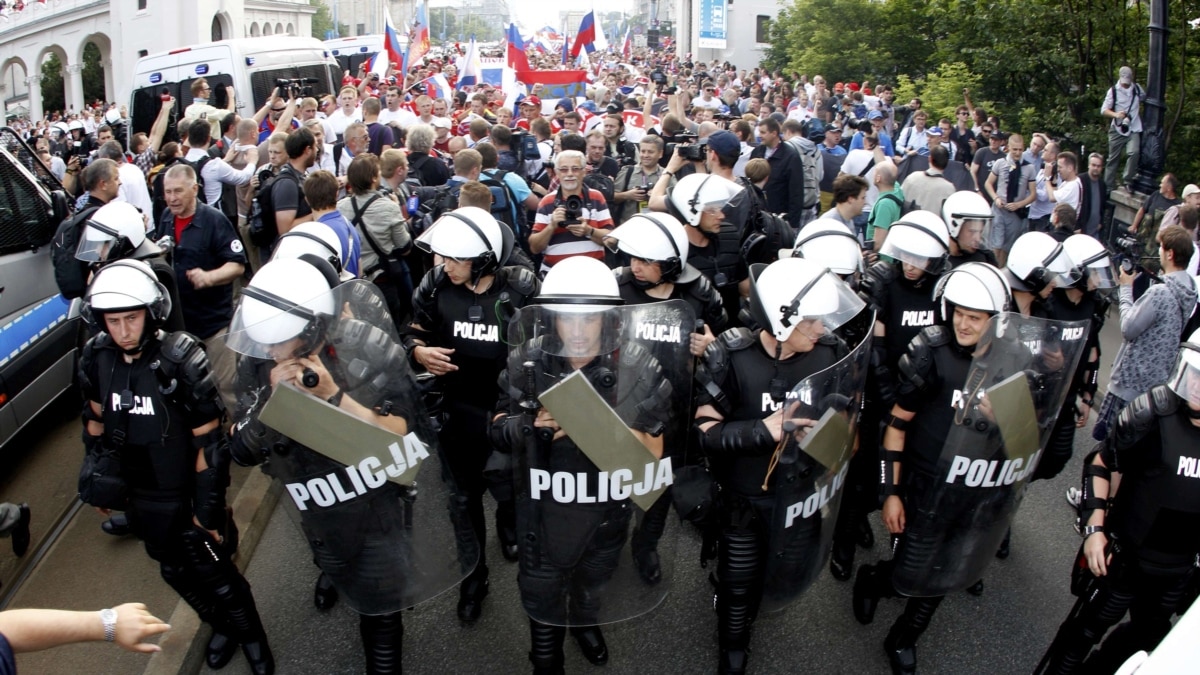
[719,647,749,675]
[966,579,984,596]
[206,631,238,670]
[457,565,489,624]
[995,528,1011,560]
[528,619,565,675]
[496,500,519,562]
[101,512,130,536]
[883,596,943,675]
[360,611,404,675]
[570,625,609,665]
[853,565,880,624]
[830,539,854,581]
[313,571,339,610]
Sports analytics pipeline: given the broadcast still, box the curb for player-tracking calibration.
[143,468,281,675]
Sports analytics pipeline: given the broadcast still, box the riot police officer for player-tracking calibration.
[833,210,952,580]
[662,173,748,324]
[77,260,274,675]
[228,258,467,674]
[491,256,683,674]
[76,201,186,332]
[606,212,727,584]
[942,191,999,268]
[1037,331,1200,674]
[789,218,866,286]
[403,207,540,623]
[854,262,1013,674]
[694,257,867,675]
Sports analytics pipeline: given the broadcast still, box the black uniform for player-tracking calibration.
[695,328,843,670]
[497,339,670,671]
[79,330,268,656]
[948,248,998,269]
[1040,387,1200,674]
[404,264,540,595]
[833,261,942,575]
[687,222,748,326]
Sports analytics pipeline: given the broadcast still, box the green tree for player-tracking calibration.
[40,53,64,114]
[81,42,105,106]
[309,0,347,39]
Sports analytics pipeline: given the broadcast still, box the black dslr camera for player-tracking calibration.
[563,194,584,225]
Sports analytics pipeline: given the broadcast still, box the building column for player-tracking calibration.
[65,62,83,112]
[25,74,43,121]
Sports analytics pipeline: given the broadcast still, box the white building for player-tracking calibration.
[673,0,774,70]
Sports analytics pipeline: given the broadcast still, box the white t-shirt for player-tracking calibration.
[1053,177,1082,212]
[839,149,881,210]
[326,106,362,139]
[377,107,417,128]
[116,161,154,223]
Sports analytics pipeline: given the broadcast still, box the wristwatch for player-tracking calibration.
[99,608,118,642]
[327,389,344,407]
[1082,525,1105,539]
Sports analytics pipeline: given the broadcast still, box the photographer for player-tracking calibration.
[529,150,613,275]
[601,114,638,167]
[1093,226,1196,441]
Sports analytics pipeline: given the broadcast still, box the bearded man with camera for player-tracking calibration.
[529,150,614,277]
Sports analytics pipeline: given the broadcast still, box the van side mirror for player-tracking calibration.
[50,190,70,224]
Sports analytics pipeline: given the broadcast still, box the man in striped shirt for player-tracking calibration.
[529,150,614,276]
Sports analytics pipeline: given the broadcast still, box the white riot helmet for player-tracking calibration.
[1062,233,1118,290]
[932,262,1011,321]
[605,213,697,283]
[270,221,347,278]
[537,256,623,309]
[82,259,171,352]
[68,120,84,133]
[878,210,951,274]
[747,258,866,342]
[52,122,69,138]
[1004,231,1079,293]
[942,190,993,249]
[1167,329,1200,406]
[789,218,863,276]
[668,173,742,227]
[416,206,513,284]
[77,201,161,263]
[227,258,337,360]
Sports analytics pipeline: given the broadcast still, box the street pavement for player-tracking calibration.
[9,314,1126,674]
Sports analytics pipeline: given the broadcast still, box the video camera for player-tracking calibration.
[1111,233,1148,276]
[663,131,701,163]
[275,77,318,100]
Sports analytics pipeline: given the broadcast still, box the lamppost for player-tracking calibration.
[1130,0,1168,195]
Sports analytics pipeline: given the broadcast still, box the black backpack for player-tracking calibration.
[51,204,102,299]
[247,168,300,248]
[178,155,212,204]
[582,172,616,207]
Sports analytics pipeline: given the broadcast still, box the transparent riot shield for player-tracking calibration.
[891,314,1089,597]
[226,279,475,615]
[503,300,694,627]
[761,311,873,613]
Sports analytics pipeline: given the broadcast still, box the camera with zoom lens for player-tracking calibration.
[678,142,707,162]
[275,77,317,99]
[563,195,584,225]
[1112,234,1143,275]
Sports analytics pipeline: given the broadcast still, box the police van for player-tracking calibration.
[0,128,77,450]
[323,35,385,76]
[128,36,340,142]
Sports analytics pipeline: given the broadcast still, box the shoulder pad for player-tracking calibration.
[717,327,755,352]
[859,261,898,312]
[615,267,636,287]
[159,330,202,366]
[1112,388,1176,451]
[897,327,945,395]
[502,265,539,299]
[412,267,447,325]
[157,330,223,420]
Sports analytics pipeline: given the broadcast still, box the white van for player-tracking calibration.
[128,36,340,142]
[323,35,385,76]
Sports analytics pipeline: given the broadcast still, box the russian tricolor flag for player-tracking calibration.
[570,12,596,58]
[457,37,482,90]
[403,3,430,75]
[380,6,405,76]
[506,23,530,73]
[423,73,452,100]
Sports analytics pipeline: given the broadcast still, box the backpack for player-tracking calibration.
[178,155,212,204]
[582,172,616,207]
[737,178,796,265]
[51,204,102,299]
[479,170,528,239]
[785,137,822,210]
[246,168,300,248]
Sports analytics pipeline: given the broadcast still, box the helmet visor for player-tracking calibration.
[956,217,992,252]
[776,269,866,337]
[1166,342,1200,406]
[879,238,947,274]
[509,305,623,358]
[225,284,338,361]
[76,221,120,263]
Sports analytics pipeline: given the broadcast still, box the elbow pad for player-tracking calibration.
[230,416,278,467]
[697,418,776,457]
[193,465,229,532]
[489,414,523,453]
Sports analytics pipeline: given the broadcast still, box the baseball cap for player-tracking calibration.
[704,130,740,157]
[867,110,883,120]
[521,95,542,107]
[926,127,943,138]
[1119,66,1133,85]
[431,117,452,129]
[1183,184,1200,199]
[848,82,861,92]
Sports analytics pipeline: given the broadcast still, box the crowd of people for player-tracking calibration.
[11,45,1200,675]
